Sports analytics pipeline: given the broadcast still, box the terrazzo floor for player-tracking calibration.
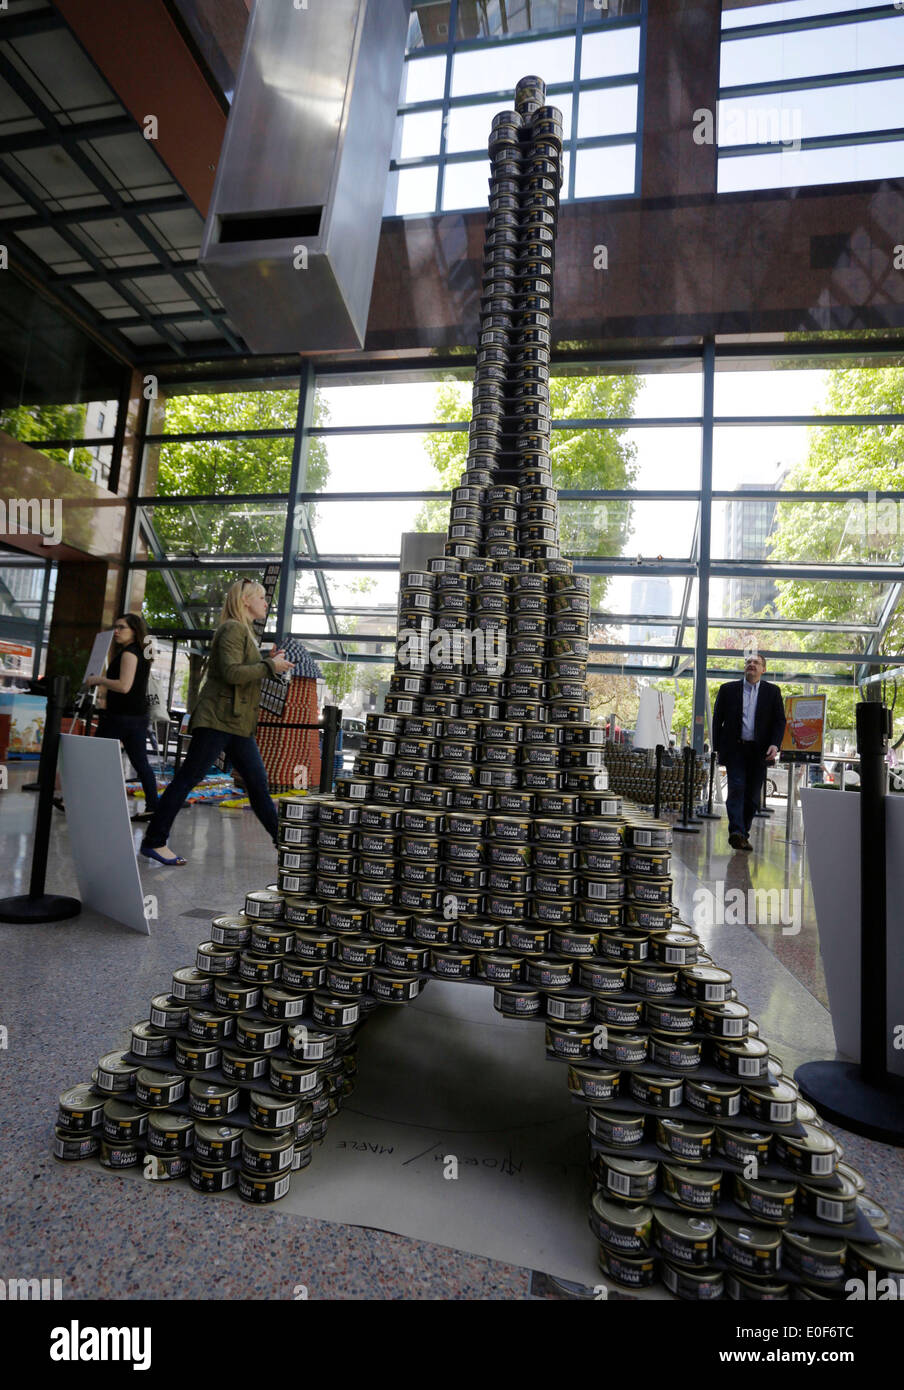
[1,765,901,1299]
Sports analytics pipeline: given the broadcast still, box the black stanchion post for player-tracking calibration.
[319,704,341,793]
[795,700,904,1145]
[858,701,888,1083]
[0,675,81,924]
[653,743,664,820]
[673,744,700,834]
[698,748,720,819]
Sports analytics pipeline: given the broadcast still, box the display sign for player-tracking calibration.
[780,693,826,763]
[0,640,33,681]
[82,629,115,684]
[0,692,46,757]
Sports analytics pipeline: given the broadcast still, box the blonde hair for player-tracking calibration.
[219,578,264,634]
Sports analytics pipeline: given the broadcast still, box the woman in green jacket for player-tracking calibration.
[140,579,293,865]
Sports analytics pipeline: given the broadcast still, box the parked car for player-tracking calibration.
[340,718,366,751]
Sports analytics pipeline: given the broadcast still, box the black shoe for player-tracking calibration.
[53,796,65,813]
[131,809,155,822]
[740,837,753,852]
[728,832,744,849]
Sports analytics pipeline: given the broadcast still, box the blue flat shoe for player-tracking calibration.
[140,845,187,866]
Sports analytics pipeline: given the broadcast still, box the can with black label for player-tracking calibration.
[102,1099,149,1144]
[188,1079,239,1120]
[218,1048,266,1084]
[147,1109,194,1154]
[545,1023,595,1061]
[628,1073,684,1110]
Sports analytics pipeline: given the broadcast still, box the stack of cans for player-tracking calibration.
[448,74,564,564]
[276,791,320,896]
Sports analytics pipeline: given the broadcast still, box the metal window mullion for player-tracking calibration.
[719,125,904,158]
[434,0,458,215]
[691,341,715,754]
[306,415,701,434]
[145,428,295,445]
[137,493,291,506]
[398,70,638,116]
[106,365,131,495]
[720,62,904,101]
[715,413,904,425]
[32,557,53,680]
[276,369,311,637]
[568,0,585,201]
[129,555,283,570]
[633,0,648,198]
[722,4,900,42]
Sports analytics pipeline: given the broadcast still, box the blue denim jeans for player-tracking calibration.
[141,726,277,849]
[95,711,158,809]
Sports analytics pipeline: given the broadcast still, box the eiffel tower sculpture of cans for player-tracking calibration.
[52,75,900,1300]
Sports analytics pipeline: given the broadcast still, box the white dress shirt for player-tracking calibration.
[741,678,760,742]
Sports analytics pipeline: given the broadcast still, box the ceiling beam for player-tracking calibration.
[52,0,227,217]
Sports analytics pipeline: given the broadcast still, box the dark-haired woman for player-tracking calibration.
[86,612,159,821]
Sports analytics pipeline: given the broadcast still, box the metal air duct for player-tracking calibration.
[199,0,409,352]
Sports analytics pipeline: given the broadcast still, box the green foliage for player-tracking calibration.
[0,403,95,476]
[321,658,356,704]
[764,365,904,740]
[318,580,386,706]
[768,367,904,653]
[415,374,640,588]
[142,386,330,628]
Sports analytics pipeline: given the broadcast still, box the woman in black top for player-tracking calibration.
[86,612,159,821]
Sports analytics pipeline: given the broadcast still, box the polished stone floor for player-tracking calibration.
[0,765,900,1299]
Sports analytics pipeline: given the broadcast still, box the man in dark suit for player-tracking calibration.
[712,654,786,852]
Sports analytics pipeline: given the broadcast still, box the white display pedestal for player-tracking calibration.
[59,734,149,935]
[800,788,904,1077]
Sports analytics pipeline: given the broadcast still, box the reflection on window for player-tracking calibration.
[457,1,581,42]
[718,140,904,193]
[718,3,904,191]
[580,27,641,79]
[574,143,636,198]
[577,84,638,139]
[396,109,444,159]
[401,54,447,103]
[385,164,440,216]
[388,7,644,214]
[451,36,576,96]
[441,157,492,210]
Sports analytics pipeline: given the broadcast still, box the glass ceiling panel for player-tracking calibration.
[139,501,288,559]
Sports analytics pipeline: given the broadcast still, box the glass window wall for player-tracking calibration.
[127,349,904,746]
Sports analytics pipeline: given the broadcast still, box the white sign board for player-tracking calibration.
[800,788,904,1077]
[634,687,674,749]
[83,629,115,684]
[59,734,149,935]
